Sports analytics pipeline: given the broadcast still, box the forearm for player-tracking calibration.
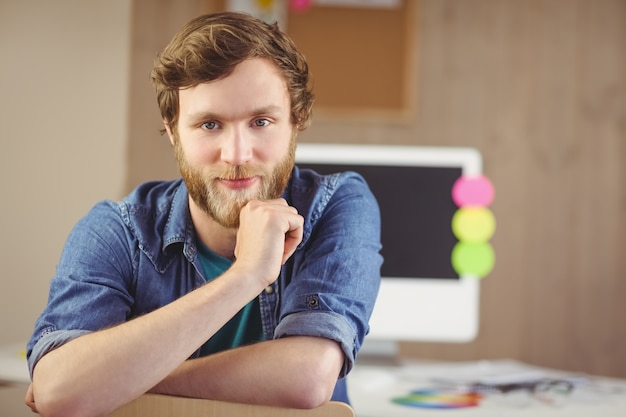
[31,264,264,417]
[151,336,343,409]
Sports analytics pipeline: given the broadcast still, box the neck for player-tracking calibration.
[188,197,237,260]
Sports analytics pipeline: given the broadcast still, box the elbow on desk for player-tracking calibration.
[284,378,336,409]
[278,357,340,409]
[281,338,345,409]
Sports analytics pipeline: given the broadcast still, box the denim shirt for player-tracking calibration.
[27,166,382,403]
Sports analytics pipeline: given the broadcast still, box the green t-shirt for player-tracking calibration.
[196,241,265,356]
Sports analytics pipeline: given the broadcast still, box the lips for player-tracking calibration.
[218,176,259,190]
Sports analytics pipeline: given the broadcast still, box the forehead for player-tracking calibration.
[178,58,290,119]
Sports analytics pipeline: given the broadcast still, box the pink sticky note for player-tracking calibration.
[452,175,494,207]
[290,0,313,12]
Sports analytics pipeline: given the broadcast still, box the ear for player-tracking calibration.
[163,121,176,146]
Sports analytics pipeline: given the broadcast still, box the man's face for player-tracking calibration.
[168,58,296,229]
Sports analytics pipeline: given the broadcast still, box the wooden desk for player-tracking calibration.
[348,359,626,417]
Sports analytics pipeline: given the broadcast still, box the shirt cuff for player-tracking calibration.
[28,329,91,380]
[274,310,357,378]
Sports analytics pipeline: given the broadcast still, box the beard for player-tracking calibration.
[175,138,296,229]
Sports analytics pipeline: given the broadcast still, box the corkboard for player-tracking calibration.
[213,1,417,120]
[286,2,417,119]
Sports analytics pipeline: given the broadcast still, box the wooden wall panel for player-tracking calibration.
[384,0,626,378]
[128,0,626,377]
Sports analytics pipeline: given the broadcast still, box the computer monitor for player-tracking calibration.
[295,143,484,349]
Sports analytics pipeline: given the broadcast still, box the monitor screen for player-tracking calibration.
[295,143,482,343]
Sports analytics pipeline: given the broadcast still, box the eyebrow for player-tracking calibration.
[186,105,285,125]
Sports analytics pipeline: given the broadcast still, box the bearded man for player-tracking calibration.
[26,12,381,417]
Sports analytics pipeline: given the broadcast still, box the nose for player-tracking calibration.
[220,125,253,165]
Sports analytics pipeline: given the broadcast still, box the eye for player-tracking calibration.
[253,118,270,127]
[201,121,220,130]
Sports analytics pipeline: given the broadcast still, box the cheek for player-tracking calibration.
[259,125,294,156]
[180,139,220,166]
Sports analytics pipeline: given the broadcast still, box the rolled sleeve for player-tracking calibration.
[27,329,91,380]
[275,310,357,377]
[279,170,383,378]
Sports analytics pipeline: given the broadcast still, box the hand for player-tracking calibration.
[25,383,38,413]
[234,198,304,285]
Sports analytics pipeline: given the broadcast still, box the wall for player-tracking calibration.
[127,0,625,378]
[391,0,626,378]
[0,0,131,349]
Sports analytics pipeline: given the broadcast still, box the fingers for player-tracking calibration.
[234,199,304,283]
[282,213,304,264]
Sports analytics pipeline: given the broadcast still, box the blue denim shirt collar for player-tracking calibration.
[120,179,198,273]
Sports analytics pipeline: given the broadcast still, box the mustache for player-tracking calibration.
[215,166,260,181]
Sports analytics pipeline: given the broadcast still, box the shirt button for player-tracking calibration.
[307,295,320,308]
[264,286,274,294]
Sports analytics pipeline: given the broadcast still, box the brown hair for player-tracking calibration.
[151,12,314,133]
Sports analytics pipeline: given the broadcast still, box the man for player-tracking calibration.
[26,12,381,417]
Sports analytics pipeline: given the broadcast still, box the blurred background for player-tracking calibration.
[1,0,624,395]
